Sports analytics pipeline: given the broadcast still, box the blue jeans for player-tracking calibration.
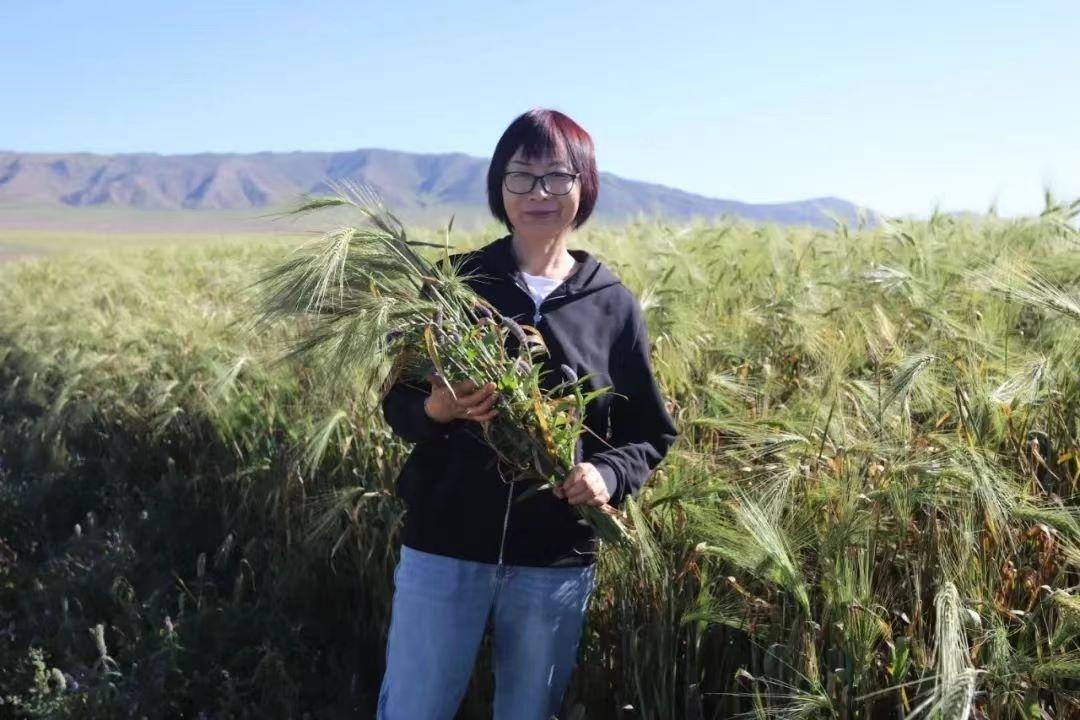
[377,545,597,720]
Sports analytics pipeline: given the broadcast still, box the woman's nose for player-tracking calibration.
[528,180,550,198]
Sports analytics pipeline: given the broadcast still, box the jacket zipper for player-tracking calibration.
[512,274,568,325]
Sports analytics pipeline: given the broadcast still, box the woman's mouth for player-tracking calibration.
[524,210,557,218]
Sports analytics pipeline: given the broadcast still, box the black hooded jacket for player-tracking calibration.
[381,234,678,567]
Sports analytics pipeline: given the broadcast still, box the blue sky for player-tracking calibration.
[3,0,1077,216]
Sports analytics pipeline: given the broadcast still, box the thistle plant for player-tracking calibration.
[254,182,632,546]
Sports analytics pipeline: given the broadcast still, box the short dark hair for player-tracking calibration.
[486,108,599,231]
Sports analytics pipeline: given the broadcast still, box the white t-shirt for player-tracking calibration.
[521,271,563,307]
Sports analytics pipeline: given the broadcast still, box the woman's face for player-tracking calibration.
[501,145,581,240]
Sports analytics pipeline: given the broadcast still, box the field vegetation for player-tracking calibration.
[1,198,1079,718]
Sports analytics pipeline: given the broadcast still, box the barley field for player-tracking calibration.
[1,199,1079,718]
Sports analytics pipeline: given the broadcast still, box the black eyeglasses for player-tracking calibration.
[502,171,580,196]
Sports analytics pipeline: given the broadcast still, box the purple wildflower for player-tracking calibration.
[561,364,578,383]
[501,316,527,345]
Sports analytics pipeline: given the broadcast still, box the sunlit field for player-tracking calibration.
[2,198,1079,718]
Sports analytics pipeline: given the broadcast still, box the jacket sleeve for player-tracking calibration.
[381,377,447,444]
[586,304,678,507]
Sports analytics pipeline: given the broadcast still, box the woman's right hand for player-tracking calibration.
[423,374,499,424]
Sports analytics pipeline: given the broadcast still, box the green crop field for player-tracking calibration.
[1,200,1079,718]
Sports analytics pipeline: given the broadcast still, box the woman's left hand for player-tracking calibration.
[553,463,610,507]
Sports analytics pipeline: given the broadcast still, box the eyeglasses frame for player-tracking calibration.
[501,170,581,196]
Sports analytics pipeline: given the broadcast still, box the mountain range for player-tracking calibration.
[0,149,873,231]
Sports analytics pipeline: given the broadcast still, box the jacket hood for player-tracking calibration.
[483,233,623,298]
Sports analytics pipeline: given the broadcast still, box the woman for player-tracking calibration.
[377,108,678,719]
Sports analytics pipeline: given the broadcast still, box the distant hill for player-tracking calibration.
[0,149,874,230]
